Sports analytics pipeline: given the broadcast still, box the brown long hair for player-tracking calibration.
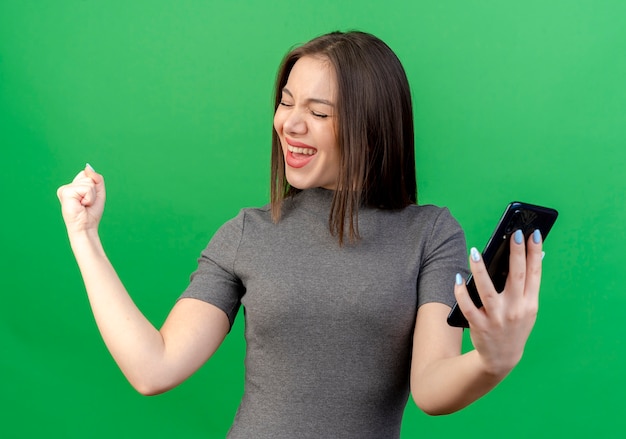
[271,31,416,245]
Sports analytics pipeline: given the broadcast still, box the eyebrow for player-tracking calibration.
[282,87,335,107]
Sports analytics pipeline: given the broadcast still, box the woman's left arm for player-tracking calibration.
[410,229,542,415]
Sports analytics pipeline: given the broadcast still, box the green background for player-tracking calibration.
[1,1,624,437]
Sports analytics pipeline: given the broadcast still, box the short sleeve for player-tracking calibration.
[417,208,469,309]
[179,212,246,328]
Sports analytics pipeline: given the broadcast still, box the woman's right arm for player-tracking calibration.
[57,165,230,395]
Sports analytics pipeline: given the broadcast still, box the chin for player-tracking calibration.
[285,173,311,190]
[286,180,312,190]
[285,168,336,191]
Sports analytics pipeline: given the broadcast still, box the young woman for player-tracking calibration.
[57,31,543,438]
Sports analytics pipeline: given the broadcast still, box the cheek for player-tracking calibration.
[273,110,284,135]
[325,131,340,159]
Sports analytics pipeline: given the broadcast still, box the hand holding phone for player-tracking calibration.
[447,202,558,328]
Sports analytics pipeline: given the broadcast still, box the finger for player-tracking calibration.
[56,184,65,201]
[57,164,96,199]
[453,273,485,327]
[468,247,499,309]
[84,163,103,184]
[84,163,106,199]
[80,183,97,206]
[57,180,95,206]
[62,165,104,206]
[70,164,103,184]
[524,229,543,301]
[503,229,527,298]
[71,170,88,184]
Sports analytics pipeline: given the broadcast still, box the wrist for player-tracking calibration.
[473,349,519,381]
[67,228,104,255]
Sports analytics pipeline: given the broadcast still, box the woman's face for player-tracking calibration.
[274,55,340,190]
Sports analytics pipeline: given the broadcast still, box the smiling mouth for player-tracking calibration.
[287,145,316,155]
[284,141,317,169]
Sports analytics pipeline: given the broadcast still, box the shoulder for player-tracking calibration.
[218,202,272,229]
[405,203,455,220]
[210,203,277,247]
[378,203,462,236]
[407,204,462,231]
[394,204,466,255]
[204,202,272,249]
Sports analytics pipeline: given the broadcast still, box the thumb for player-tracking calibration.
[84,163,103,184]
[81,163,106,206]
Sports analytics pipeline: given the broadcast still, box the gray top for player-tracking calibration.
[181,188,468,438]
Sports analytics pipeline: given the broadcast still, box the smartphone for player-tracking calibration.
[446,201,559,328]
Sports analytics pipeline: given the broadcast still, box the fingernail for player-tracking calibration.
[455,273,463,286]
[514,229,523,245]
[533,229,542,244]
[470,247,481,262]
[542,251,546,260]
[86,163,95,171]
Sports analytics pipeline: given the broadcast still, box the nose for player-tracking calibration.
[282,108,307,136]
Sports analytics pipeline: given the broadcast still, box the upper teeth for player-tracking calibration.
[288,145,316,155]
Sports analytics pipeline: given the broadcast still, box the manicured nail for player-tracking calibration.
[470,247,481,262]
[455,273,463,286]
[514,229,523,245]
[533,229,542,244]
[86,163,95,171]
[542,251,546,260]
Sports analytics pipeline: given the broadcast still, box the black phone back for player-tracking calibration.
[446,202,559,328]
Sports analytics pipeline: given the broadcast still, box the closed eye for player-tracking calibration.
[311,110,328,118]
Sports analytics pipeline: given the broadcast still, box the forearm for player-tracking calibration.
[68,230,167,391]
[413,231,543,415]
[411,348,508,415]
[57,167,228,394]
